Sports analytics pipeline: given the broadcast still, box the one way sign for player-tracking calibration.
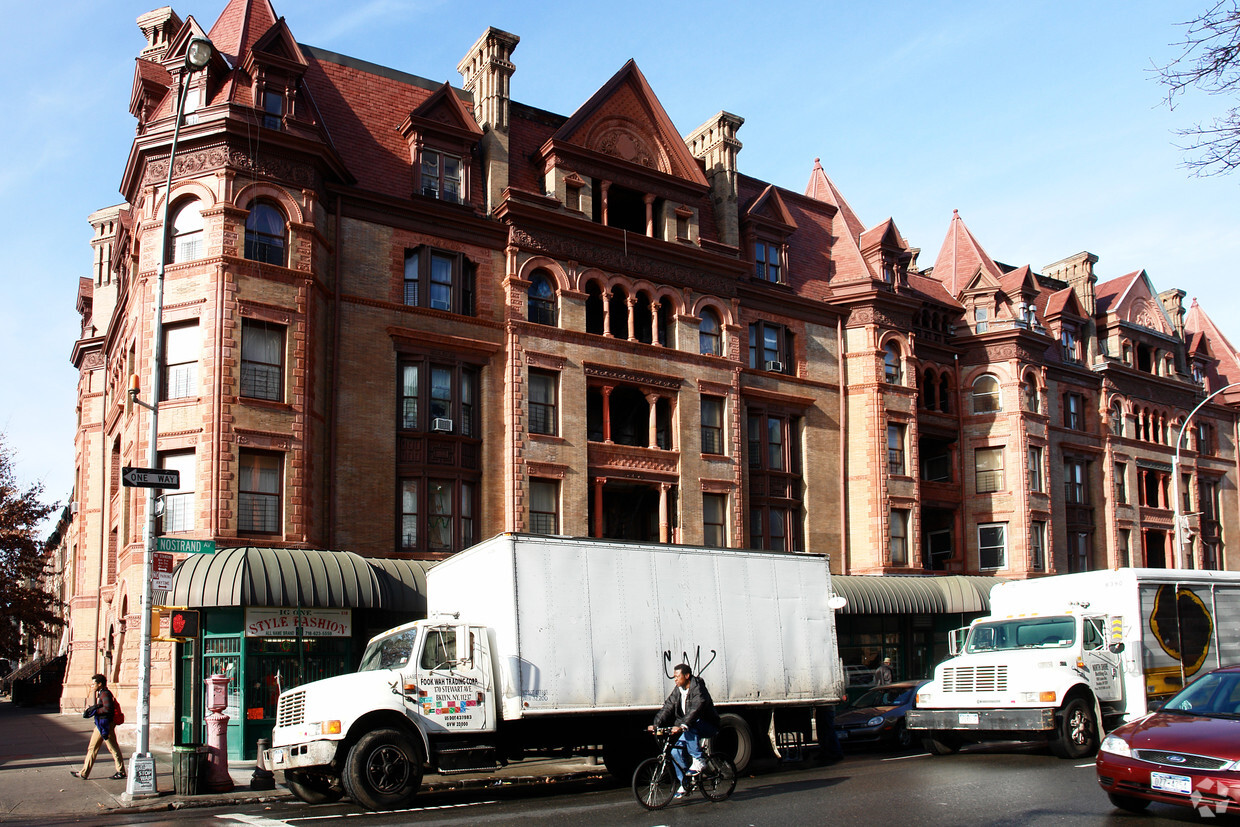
[121,467,180,489]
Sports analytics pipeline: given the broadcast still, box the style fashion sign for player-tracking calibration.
[244,608,352,638]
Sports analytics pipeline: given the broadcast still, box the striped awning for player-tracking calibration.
[831,574,1005,615]
[168,547,433,612]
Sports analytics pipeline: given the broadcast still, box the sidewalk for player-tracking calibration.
[0,699,605,822]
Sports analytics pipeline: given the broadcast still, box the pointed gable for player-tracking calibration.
[401,82,482,140]
[545,60,707,186]
[208,0,279,66]
[928,211,1004,299]
[1044,286,1086,320]
[1096,270,1174,335]
[745,185,796,231]
[1186,299,1240,392]
[804,158,864,243]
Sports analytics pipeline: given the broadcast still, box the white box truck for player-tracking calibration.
[907,568,1240,758]
[265,534,845,809]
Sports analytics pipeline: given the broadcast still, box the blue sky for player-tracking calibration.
[1,1,1235,524]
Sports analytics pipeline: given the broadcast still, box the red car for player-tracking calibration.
[1096,664,1240,816]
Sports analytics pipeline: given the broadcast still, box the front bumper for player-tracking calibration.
[1096,752,1240,814]
[906,707,1056,732]
[265,739,339,772]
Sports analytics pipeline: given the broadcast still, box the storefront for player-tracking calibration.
[831,575,1005,685]
[168,547,433,760]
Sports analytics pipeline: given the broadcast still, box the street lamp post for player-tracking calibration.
[124,35,213,800]
[1172,381,1240,570]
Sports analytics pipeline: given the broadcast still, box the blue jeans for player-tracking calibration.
[671,721,717,784]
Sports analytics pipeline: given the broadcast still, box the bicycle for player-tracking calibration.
[632,726,737,809]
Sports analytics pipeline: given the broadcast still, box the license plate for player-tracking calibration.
[1151,772,1192,794]
[269,748,285,765]
[958,712,980,725]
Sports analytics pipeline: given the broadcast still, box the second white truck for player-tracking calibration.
[907,568,1240,758]
[265,534,845,809]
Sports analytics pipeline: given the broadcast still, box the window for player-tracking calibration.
[971,375,1001,413]
[887,423,906,475]
[160,451,195,533]
[1068,531,1091,572]
[428,479,455,552]
[168,200,204,263]
[400,365,419,429]
[884,342,902,384]
[699,309,722,356]
[978,523,1007,570]
[1030,521,1046,571]
[754,241,782,283]
[1061,328,1080,362]
[747,410,803,551]
[1109,402,1125,437]
[241,320,284,401]
[239,451,281,534]
[1064,392,1084,430]
[701,396,724,455]
[703,493,727,548]
[890,508,910,566]
[404,248,475,315]
[420,149,462,202]
[244,202,286,265]
[975,306,989,333]
[1182,473,1194,512]
[400,480,419,550]
[748,322,793,373]
[1064,459,1088,504]
[1022,376,1040,413]
[1118,528,1131,567]
[1115,462,1128,504]
[529,479,559,535]
[975,446,1004,494]
[528,370,558,436]
[1027,446,1044,493]
[565,183,581,212]
[261,89,283,129]
[163,323,199,400]
[399,362,479,436]
[1197,422,1215,455]
[527,271,557,326]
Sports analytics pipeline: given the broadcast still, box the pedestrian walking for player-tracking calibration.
[71,674,125,780]
[874,657,894,685]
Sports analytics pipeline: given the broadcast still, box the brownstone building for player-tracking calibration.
[64,0,1240,754]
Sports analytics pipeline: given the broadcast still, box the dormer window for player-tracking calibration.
[975,306,989,333]
[754,240,784,283]
[261,89,283,129]
[421,150,463,203]
[1061,327,1080,362]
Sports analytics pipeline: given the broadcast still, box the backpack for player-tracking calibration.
[112,698,125,726]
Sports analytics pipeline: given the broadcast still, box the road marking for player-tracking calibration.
[1075,762,1096,768]
[216,816,293,827]
[882,752,931,761]
[241,800,501,823]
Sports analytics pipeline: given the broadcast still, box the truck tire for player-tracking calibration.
[284,769,344,804]
[1049,697,1098,759]
[714,713,753,772]
[922,731,962,755]
[341,728,423,811]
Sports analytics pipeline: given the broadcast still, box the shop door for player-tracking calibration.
[202,635,243,760]
[245,637,352,758]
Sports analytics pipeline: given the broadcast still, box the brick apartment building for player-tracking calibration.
[64,0,1240,754]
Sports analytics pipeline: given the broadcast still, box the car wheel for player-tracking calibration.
[341,727,422,811]
[1108,792,1151,812]
[894,720,912,749]
[1049,697,1098,759]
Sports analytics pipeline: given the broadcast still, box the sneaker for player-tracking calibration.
[689,757,705,773]
[110,771,126,780]
[70,771,85,779]
[674,786,688,799]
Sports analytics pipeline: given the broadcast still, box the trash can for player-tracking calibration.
[173,744,207,796]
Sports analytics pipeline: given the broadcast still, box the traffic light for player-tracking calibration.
[168,609,200,639]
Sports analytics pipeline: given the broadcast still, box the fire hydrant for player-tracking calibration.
[204,674,234,792]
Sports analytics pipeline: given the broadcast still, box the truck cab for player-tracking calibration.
[908,611,1123,758]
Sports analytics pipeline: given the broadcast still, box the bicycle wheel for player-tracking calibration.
[699,754,737,801]
[632,757,677,810]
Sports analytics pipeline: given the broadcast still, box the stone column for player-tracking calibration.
[602,386,613,443]
[659,483,670,543]
[592,478,605,538]
[645,392,659,448]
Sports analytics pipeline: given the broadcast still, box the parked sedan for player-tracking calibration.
[1097,664,1240,815]
[835,680,927,748]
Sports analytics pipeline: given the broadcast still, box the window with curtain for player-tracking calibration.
[160,451,196,533]
[244,202,287,265]
[527,271,557,326]
[703,494,726,547]
[168,200,204,263]
[163,323,199,400]
[238,451,281,534]
[701,396,724,454]
[972,375,1001,413]
[978,523,1006,570]
[529,371,558,436]
[241,320,284,401]
[1031,521,1046,571]
[884,341,902,384]
[1027,446,1044,492]
[699,308,721,356]
[889,508,910,565]
[975,446,1004,493]
[529,479,559,535]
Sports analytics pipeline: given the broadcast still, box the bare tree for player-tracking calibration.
[1156,1,1240,175]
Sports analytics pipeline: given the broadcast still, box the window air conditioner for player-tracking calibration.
[69,502,80,515]
[431,418,454,433]
[764,360,783,373]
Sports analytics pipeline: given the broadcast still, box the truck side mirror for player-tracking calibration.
[1108,642,1125,654]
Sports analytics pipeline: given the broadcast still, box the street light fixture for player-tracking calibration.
[125,34,213,801]
[1172,380,1240,570]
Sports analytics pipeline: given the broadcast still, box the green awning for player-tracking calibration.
[831,574,1004,615]
[168,547,433,613]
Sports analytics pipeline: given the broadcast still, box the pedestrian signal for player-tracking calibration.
[168,609,200,639]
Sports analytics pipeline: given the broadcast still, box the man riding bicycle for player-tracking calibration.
[648,663,721,796]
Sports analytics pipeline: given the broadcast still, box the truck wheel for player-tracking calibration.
[1049,697,1098,759]
[714,713,753,773]
[284,770,344,804]
[922,731,961,755]
[342,728,423,811]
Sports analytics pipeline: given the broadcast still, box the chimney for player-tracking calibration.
[1158,288,1187,340]
[459,28,519,214]
[1043,251,1099,316]
[136,7,183,62]
[687,111,744,248]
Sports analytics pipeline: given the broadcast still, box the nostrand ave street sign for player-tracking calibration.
[121,466,180,489]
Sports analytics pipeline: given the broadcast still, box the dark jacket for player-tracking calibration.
[87,686,115,737]
[653,676,721,731]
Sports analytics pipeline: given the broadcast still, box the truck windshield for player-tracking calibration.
[965,616,1076,653]
[358,627,420,672]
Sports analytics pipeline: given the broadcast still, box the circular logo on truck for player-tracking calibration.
[1149,584,1213,677]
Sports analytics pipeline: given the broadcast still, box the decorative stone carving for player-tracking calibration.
[595,126,657,169]
[583,362,683,390]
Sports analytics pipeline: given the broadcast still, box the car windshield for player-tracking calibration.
[965,616,1075,653]
[357,627,419,672]
[846,685,914,709]
[1162,672,1240,717]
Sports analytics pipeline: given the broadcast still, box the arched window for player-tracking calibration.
[1022,374,1040,413]
[884,341,902,384]
[938,373,952,413]
[699,308,722,356]
[1110,402,1125,437]
[244,201,286,265]
[527,271,557,326]
[972,375,1001,413]
[584,281,605,335]
[168,199,204,263]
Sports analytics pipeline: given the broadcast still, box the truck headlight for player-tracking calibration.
[1100,734,1131,758]
[916,693,931,705]
[867,716,885,727]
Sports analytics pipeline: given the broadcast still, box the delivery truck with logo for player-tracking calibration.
[265,534,845,809]
[907,568,1240,758]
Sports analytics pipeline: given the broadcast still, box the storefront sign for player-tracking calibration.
[244,608,352,638]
